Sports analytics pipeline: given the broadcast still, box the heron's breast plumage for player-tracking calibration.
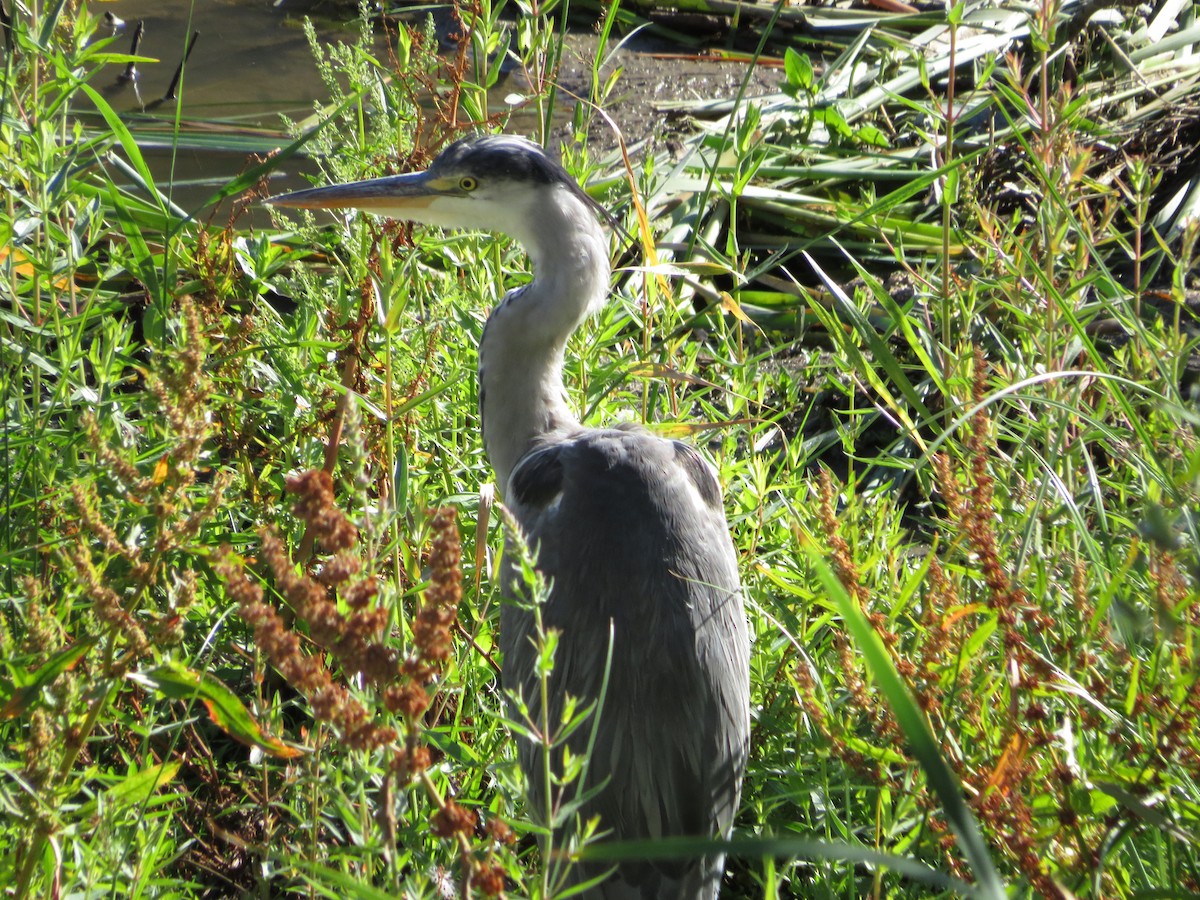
[500,426,749,899]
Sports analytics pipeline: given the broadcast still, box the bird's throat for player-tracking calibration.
[478,299,579,497]
[476,183,611,496]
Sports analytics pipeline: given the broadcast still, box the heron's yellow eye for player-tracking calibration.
[459,176,478,192]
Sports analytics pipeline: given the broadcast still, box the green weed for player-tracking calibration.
[3,0,1200,896]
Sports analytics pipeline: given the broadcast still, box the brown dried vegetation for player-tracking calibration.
[9,299,232,887]
[807,352,1199,895]
[217,486,511,895]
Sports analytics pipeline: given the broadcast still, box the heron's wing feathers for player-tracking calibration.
[670,439,723,511]
[509,439,565,508]
[502,427,750,898]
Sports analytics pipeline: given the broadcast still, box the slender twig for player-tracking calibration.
[163,30,200,101]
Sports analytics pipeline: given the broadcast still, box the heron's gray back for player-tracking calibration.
[500,425,750,900]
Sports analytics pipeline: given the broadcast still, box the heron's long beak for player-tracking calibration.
[266,170,447,212]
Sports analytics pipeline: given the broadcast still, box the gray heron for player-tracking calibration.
[268,134,751,900]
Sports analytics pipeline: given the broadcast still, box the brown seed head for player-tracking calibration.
[471,863,507,896]
[431,800,477,838]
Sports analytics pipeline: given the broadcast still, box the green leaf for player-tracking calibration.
[536,628,560,677]
[784,48,814,92]
[135,661,304,759]
[109,184,162,304]
[853,124,890,148]
[37,0,67,47]
[107,760,182,805]
[79,83,161,213]
[393,442,408,515]
[0,640,97,719]
[944,166,960,205]
[583,835,975,894]
[282,857,404,899]
[803,251,933,443]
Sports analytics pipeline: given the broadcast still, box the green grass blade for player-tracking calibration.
[135,662,304,760]
[79,83,163,214]
[802,544,1008,899]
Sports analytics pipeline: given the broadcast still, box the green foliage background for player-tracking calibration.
[3,0,1200,896]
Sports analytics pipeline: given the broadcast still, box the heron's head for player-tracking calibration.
[267,134,602,254]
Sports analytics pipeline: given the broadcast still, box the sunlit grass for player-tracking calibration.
[3,0,1200,896]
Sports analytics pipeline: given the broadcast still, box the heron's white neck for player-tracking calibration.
[478,184,610,495]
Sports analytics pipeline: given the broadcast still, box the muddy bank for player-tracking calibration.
[96,0,782,156]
